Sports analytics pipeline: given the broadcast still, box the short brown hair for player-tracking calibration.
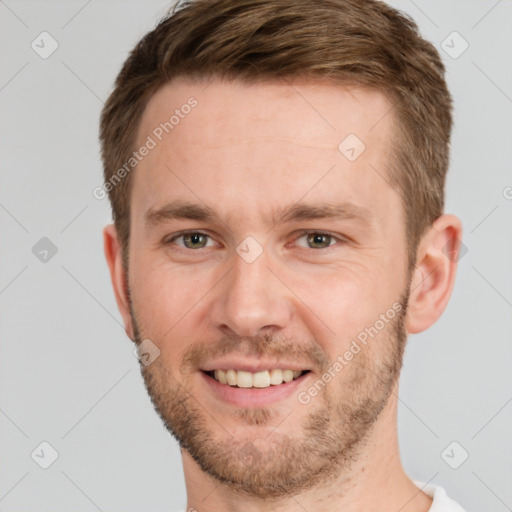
[99,0,452,268]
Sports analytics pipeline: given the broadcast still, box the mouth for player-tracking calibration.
[203,369,310,388]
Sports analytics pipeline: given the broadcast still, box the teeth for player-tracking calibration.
[237,371,253,388]
[212,369,304,388]
[269,369,283,385]
[226,369,237,386]
[253,371,271,388]
[214,369,227,385]
[282,370,294,383]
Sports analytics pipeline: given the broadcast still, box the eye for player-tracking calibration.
[295,231,343,249]
[166,231,215,249]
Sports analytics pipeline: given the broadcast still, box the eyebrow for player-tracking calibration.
[145,200,221,227]
[273,202,371,226]
[144,199,372,229]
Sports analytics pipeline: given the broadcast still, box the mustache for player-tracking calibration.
[180,333,331,374]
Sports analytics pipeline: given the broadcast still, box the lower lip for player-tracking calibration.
[201,371,309,408]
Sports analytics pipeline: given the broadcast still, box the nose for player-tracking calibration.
[209,246,293,338]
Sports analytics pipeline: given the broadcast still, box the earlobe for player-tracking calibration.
[103,224,135,340]
[406,214,463,334]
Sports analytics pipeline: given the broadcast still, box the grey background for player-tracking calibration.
[1,1,511,511]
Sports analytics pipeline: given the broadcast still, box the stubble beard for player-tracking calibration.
[130,289,409,499]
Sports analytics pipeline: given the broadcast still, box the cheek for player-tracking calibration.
[295,266,399,351]
[130,260,205,339]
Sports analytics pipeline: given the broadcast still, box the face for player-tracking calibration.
[126,78,412,496]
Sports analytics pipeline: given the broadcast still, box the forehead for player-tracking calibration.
[131,78,400,230]
[138,78,393,146]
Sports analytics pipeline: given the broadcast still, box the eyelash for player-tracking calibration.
[164,230,346,251]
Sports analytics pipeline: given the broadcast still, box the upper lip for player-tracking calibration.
[200,359,311,373]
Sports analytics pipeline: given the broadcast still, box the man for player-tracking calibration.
[100,0,465,510]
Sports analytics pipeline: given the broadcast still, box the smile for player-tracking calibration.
[205,369,308,388]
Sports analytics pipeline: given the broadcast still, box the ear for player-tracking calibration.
[103,224,135,340]
[406,214,463,334]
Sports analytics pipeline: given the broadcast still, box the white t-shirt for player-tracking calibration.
[416,481,466,511]
[174,484,465,512]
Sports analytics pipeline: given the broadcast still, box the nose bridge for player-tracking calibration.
[212,242,291,337]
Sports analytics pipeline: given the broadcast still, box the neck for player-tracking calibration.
[181,383,432,512]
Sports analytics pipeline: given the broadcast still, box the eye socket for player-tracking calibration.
[294,231,344,250]
[164,230,345,251]
[166,231,215,249]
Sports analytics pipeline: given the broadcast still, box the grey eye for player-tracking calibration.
[305,233,333,249]
[182,233,209,249]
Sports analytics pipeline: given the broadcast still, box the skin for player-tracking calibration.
[104,78,462,512]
